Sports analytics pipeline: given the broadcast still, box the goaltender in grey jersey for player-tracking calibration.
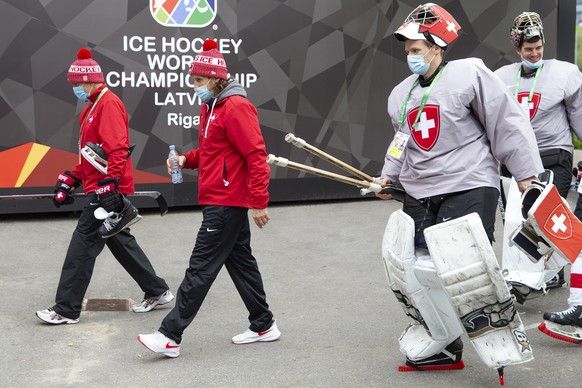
[382,57,543,199]
[495,59,582,154]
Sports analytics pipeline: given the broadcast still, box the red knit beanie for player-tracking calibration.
[189,40,228,79]
[67,48,104,83]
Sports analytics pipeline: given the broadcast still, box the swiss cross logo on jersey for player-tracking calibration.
[542,203,572,240]
[516,92,541,120]
[407,104,440,151]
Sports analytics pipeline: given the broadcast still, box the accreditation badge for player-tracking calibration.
[387,131,409,159]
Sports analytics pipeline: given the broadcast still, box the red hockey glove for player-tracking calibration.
[53,171,80,208]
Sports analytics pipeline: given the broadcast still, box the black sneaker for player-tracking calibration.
[543,305,582,327]
[99,197,142,238]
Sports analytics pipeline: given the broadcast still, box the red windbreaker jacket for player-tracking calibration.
[183,81,270,208]
[71,84,134,194]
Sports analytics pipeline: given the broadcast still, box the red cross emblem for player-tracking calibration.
[407,104,440,151]
[516,92,541,120]
[542,203,572,240]
[531,184,582,262]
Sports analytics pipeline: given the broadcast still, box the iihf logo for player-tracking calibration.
[150,0,217,28]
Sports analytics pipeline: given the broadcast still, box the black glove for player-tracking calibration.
[53,171,80,208]
[96,178,123,212]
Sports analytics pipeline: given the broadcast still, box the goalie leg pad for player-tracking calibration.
[382,210,464,361]
[424,213,534,369]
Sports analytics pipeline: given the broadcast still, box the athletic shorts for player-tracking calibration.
[403,186,499,249]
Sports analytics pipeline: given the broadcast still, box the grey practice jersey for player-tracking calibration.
[381,58,543,199]
[494,59,582,153]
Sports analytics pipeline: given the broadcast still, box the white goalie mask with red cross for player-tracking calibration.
[394,3,461,48]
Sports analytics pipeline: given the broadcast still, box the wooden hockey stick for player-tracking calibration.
[284,133,377,183]
[267,154,404,201]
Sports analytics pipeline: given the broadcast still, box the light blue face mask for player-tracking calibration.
[407,46,435,76]
[72,85,89,102]
[194,80,214,103]
[522,57,543,70]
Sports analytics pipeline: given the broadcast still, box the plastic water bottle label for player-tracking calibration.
[171,168,183,184]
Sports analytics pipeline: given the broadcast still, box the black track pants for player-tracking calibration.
[159,206,273,343]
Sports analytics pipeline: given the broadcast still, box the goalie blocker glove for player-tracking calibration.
[53,171,80,208]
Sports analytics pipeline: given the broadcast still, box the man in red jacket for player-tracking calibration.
[138,40,280,358]
[36,49,173,325]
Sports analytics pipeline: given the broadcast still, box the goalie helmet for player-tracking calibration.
[510,12,544,48]
[394,3,461,48]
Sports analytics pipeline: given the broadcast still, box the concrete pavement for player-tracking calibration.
[0,196,579,388]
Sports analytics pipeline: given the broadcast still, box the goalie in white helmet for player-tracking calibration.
[377,3,542,373]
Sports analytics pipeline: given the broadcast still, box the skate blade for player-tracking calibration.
[538,322,582,345]
[398,360,465,372]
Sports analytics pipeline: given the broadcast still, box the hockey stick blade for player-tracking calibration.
[129,191,168,216]
[378,185,406,202]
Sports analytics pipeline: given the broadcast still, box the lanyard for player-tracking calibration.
[81,87,109,132]
[398,66,445,127]
[78,87,108,162]
[514,65,542,102]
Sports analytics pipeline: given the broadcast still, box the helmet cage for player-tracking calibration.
[511,12,544,48]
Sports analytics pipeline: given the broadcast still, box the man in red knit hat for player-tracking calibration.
[36,48,174,325]
[138,40,280,358]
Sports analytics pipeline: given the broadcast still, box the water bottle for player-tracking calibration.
[169,145,183,184]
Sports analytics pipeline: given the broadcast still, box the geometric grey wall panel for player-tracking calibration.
[0,0,566,212]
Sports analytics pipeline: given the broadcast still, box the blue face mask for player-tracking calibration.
[73,86,89,102]
[522,57,543,70]
[194,80,214,103]
[407,46,435,76]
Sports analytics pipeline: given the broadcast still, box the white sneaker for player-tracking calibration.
[132,290,174,313]
[36,308,79,325]
[231,321,281,344]
[137,331,181,358]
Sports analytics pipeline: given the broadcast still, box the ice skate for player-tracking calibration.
[398,337,464,372]
[99,197,142,238]
[538,305,582,345]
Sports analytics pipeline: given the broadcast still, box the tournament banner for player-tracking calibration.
[0,0,569,214]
